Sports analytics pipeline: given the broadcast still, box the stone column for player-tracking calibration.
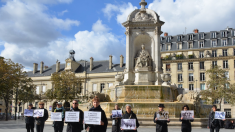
[90,57,93,71]
[120,55,124,67]
[33,63,38,74]
[56,61,60,73]
[44,66,48,70]
[109,55,112,69]
[40,61,44,74]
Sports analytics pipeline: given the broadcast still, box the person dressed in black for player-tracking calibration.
[179,105,194,132]
[110,104,123,132]
[66,100,84,132]
[121,104,140,132]
[87,97,108,132]
[153,104,170,132]
[25,103,35,132]
[208,105,225,132]
[224,120,234,129]
[54,102,65,132]
[35,102,48,132]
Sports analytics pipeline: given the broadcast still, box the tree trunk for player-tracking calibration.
[219,98,222,111]
[4,97,8,121]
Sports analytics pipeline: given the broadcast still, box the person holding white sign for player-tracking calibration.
[179,105,194,132]
[53,102,65,132]
[25,103,35,132]
[208,105,225,132]
[110,104,123,132]
[35,102,48,132]
[66,100,84,132]
[121,104,139,132]
[154,104,170,132]
[86,96,108,132]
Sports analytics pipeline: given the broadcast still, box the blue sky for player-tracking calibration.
[0,0,234,70]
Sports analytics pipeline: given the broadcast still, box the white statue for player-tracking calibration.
[135,44,151,67]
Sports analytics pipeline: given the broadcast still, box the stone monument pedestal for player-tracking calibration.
[134,66,153,85]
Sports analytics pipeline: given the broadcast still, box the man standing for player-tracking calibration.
[66,100,84,132]
[208,105,225,132]
[54,102,65,132]
[154,104,170,132]
[121,104,139,132]
[25,103,35,132]
[35,102,48,132]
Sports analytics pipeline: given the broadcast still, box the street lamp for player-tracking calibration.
[196,80,198,92]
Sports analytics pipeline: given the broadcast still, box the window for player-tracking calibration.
[223,60,228,68]
[223,49,227,56]
[100,83,105,92]
[167,37,171,42]
[212,50,217,57]
[225,71,229,79]
[222,31,227,37]
[199,41,204,48]
[188,62,193,70]
[189,73,194,81]
[212,40,217,47]
[214,99,220,104]
[188,42,193,49]
[200,73,205,81]
[200,83,205,90]
[167,44,171,50]
[200,62,204,69]
[212,32,216,38]
[222,39,227,46]
[166,64,171,71]
[224,99,229,104]
[178,84,183,88]
[234,38,235,45]
[178,74,183,82]
[36,86,39,94]
[108,83,113,88]
[200,34,204,39]
[92,84,97,92]
[189,34,193,40]
[189,84,194,90]
[178,43,182,49]
[178,63,182,70]
[178,36,182,41]
[199,51,204,58]
[225,109,231,118]
[225,83,229,88]
[19,107,22,112]
[212,61,217,67]
[42,86,46,93]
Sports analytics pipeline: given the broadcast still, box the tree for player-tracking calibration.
[200,65,235,110]
[0,57,36,121]
[45,70,82,106]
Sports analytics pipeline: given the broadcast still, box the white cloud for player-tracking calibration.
[0,0,79,47]
[1,20,125,69]
[58,10,68,16]
[103,2,137,25]
[148,0,235,35]
[92,20,111,32]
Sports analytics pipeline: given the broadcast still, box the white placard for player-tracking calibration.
[84,111,101,125]
[33,109,44,117]
[24,109,34,116]
[51,112,62,121]
[181,110,194,120]
[215,111,226,120]
[65,111,80,122]
[121,119,136,130]
[156,111,169,120]
[112,110,122,118]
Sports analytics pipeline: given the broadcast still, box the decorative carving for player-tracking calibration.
[206,50,210,57]
[161,73,171,86]
[133,12,154,22]
[154,26,162,35]
[135,44,151,67]
[125,27,131,35]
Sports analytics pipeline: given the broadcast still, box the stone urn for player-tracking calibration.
[115,74,124,86]
[161,73,171,86]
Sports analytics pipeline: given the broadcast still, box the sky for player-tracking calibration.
[0,0,235,71]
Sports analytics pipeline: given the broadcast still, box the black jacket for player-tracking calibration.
[179,113,194,131]
[153,111,170,132]
[88,105,108,132]
[35,108,48,124]
[25,107,35,124]
[122,111,139,132]
[208,111,222,128]
[224,120,234,129]
[66,107,84,132]
[110,109,123,132]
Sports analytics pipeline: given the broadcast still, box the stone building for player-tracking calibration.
[161,28,235,118]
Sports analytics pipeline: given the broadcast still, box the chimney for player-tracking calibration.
[56,61,60,73]
[120,55,124,67]
[109,55,112,69]
[33,63,38,74]
[44,66,48,70]
[90,57,93,71]
[40,61,44,74]
[164,32,168,37]
[193,29,199,33]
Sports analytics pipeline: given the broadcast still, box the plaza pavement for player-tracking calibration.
[0,119,234,132]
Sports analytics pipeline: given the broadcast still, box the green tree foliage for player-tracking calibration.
[45,70,82,102]
[200,65,235,110]
[0,57,36,121]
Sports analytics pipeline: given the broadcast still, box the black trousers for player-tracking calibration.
[54,121,64,132]
[36,123,45,132]
[182,128,191,132]
[26,123,34,132]
[210,127,220,132]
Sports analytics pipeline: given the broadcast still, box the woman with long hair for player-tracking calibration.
[179,105,194,132]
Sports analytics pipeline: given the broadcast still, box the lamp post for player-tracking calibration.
[196,80,198,92]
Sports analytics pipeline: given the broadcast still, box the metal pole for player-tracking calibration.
[15,87,18,120]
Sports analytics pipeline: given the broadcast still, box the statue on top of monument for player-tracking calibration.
[135,44,151,67]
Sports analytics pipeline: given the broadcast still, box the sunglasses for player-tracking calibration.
[39,104,44,105]
[73,103,78,104]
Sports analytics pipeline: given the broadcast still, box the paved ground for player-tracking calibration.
[0,119,234,132]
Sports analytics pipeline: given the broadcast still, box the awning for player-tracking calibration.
[177,52,182,55]
[166,53,171,56]
[188,51,193,55]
